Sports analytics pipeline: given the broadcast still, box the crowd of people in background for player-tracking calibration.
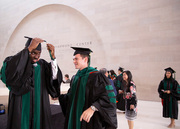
[65,66,137,129]
[64,65,180,129]
[59,65,180,129]
[100,67,137,129]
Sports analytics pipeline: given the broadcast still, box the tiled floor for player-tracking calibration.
[117,100,180,129]
[60,84,180,129]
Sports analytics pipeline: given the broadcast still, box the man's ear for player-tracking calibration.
[84,56,88,63]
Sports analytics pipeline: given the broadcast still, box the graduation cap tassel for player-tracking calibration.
[43,40,55,60]
[164,67,176,79]
[49,50,54,60]
[88,54,91,67]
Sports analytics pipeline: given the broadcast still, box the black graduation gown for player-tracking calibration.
[0,48,62,129]
[114,74,125,111]
[158,78,179,119]
[59,72,117,129]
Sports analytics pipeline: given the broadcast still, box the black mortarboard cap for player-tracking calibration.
[164,67,175,73]
[71,47,93,56]
[118,67,124,72]
[24,36,42,51]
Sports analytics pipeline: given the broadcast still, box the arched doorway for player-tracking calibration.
[4,4,106,76]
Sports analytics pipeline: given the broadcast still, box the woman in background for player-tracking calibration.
[122,70,137,129]
[110,70,117,80]
[158,67,179,128]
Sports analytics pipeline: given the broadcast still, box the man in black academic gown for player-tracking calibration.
[0,37,62,129]
[114,67,125,112]
[59,47,117,129]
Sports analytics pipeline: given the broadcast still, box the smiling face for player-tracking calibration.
[73,54,88,70]
[29,49,41,63]
[123,72,128,82]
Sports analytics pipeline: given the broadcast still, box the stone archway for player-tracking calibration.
[4,4,106,76]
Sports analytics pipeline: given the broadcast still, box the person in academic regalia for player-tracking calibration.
[99,68,117,96]
[59,47,117,129]
[114,67,125,112]
[158,67,180,128]
[122,70,137,129]
[109,70,117,80]
[0,36,62,129]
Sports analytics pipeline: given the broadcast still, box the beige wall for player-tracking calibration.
[0,0,180,101]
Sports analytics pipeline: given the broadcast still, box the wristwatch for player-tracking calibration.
[91,106,98,111]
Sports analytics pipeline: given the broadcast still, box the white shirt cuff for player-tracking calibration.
[51,59,58,80]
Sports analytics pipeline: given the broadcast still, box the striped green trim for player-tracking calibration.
[110,98,116,103]
[105,85,114,90]
[177,85,180,94]
[116,80,120,88]
[108,92,116,97]
[105,85,116,103]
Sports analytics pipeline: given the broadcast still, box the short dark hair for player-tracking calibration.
[80,54,90,64]
[65,74,69,78]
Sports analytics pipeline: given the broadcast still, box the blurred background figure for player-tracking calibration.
[109,70,117,80]
[63,74,71,83]
[158,67,180,128]
[122,70,137,129]
[99,68,117,96]
[114,67,125,112]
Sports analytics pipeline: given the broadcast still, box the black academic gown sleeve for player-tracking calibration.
[114,75,125,111]
[82,72,117,129]
[3,48,62,96]
[171,80,180,100]
[1,48,62,129]
[58,75,75,117]
[40,59,62,98]
[158,80,164,99]
[3,48,33,95]
[158,79,179,100]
